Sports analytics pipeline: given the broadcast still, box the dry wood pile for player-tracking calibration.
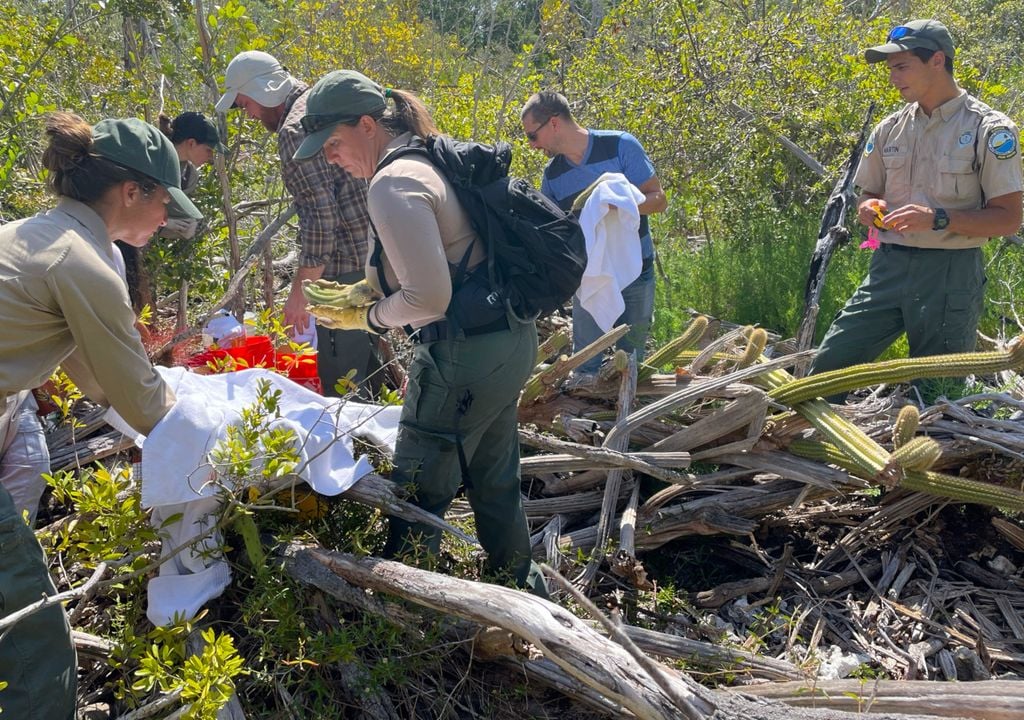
[42,314,1024,719]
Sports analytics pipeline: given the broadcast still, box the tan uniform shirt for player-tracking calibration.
[855,90,1023,249]
[0,198,174,435]
[365,133,485,330]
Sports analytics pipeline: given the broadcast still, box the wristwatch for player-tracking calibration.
[932,208,950,231]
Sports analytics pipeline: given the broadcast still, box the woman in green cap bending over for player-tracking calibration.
[293,71,546,597]
[0,112,200,718]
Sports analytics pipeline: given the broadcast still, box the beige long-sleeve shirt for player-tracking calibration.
[0,198,174,435]
[365,133,485,330]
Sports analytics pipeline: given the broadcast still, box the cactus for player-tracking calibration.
[788,438,863,474]
[736,328,768,370]
[639,316,710,381]
[903,470,1024,512]
[890,436,942,471]
[768,337,1024,406]
[892,405,920,448]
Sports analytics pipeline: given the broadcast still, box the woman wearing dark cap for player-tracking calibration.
[293,70,547,598]
[0,112,200,718]
[156,111,227,239]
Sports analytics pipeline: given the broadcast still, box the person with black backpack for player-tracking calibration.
[293,70,548,597]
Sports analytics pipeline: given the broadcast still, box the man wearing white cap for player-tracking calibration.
[217,51,381,397]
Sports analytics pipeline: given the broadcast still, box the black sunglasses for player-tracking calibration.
[525,115,552,142]
[300,112,357,135]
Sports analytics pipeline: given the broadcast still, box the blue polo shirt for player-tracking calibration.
[541,129,657,259]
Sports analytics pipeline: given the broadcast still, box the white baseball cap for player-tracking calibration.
[216,51,298,112]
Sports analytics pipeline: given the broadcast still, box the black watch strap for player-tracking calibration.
[932,208,950,231]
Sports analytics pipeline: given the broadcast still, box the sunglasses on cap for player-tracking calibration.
[525,115,552,142]
[886,25,941,50]
[299,112,358,135]
[887,25,917,41]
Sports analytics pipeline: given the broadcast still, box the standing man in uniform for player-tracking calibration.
[521,91,667,385]
[811,19,1022,400]
[216,51,381,396]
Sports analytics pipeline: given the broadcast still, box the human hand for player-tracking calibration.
[857,198,889,228]
[878,204,935,234]
[301,278,378,308]
[284,288,310,336]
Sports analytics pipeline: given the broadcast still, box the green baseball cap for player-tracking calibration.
[864,19,955,63]
[92,118,203,220]
[293,70,387,160]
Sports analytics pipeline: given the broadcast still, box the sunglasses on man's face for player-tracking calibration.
[300,112,357,135]
[525,115,552,142]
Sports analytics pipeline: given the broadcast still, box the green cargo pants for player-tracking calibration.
[383,317,547,597]
[811,244,985,401]
[0,484,76,719]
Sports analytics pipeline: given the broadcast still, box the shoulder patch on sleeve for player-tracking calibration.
[988,126,1018,160]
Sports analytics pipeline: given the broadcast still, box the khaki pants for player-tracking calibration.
[0,392,50,525]
[0,395,76,719]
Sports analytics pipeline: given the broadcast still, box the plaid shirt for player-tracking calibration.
[277,84,371,278]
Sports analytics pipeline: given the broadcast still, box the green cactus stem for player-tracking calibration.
[768,337,1024,406]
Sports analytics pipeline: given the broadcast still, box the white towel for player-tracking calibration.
[140,366,401,625]
[577,173,646,332]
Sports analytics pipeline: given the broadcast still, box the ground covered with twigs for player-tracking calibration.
[33,315,1024,719]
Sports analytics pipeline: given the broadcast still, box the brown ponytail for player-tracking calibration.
[377,88,439,139]
[42,112,155,202]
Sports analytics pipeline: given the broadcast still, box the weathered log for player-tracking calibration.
[742,678,1022,719]
[50,429,137,472]
[696,559,883,608]
[520,325,630,405]
[580,354,638,588]
[46,405,109,453]
[283,543,966,720]
[523,482,634,520]
[340,472,478,546]
[304,545,716,720]
[521,451,690,478]
[647,385,768,454]
[623,625,803,682]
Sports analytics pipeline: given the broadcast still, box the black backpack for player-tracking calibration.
[374,135,587,322]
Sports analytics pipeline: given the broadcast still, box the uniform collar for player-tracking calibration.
[55,197,111,247]
[920,89,967,122]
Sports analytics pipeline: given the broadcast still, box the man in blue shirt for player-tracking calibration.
[521,91,666,383]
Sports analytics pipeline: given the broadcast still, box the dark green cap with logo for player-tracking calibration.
[865,19,955,63]
[92,118,203,220]
[294,70,387,160]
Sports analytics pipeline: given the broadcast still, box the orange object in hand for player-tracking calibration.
[871,206,890,231]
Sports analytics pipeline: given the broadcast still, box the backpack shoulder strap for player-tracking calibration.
[373,136,431,177]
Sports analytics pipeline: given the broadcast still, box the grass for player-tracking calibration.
[652,208,871,345]
[652,207,1024,356]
